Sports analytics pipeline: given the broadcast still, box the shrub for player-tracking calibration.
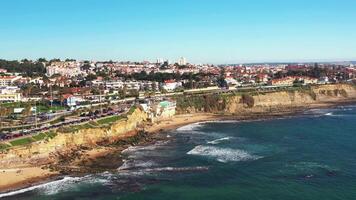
[240,94,255,108]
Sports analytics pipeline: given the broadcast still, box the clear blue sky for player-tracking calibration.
[1,0,356,64]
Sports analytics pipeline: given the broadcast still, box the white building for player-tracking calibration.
[46,61,82,77]
[178,57,187,66]
[0,86,22,102]
[162,80,182,91]
[0,76,21,86]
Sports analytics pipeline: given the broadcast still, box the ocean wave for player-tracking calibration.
[117,166,209,176]
[118,160,157,170]
[207,137,234,145]
[324,112,333,116]
[0,176,82,198]
[287,162,336,171]
[324,112,350,117]
[187,145,262,163]
[281,162,339,177]
[122,141,169,154]
[176,122,204,131]
[142,166,209,172]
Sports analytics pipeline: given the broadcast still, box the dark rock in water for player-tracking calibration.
[326,171,337,177]
[305,174,314,179]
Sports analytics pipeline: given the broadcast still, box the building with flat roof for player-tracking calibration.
[0,86,22,102]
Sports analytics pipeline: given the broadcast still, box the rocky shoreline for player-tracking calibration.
[1,97,356,194]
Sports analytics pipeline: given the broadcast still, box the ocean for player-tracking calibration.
[2,105,356,200]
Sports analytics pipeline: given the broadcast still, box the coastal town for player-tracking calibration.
[2,0,356,199]
[1,57,356,195]
[1,58,356,144]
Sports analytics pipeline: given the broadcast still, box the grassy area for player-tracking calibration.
[127,106,137,115]
[0,102,66,113]
[0,143,10,150]
[32,132,47,141]
[10,137,35,146]
[47,131,57,139]
[96,115,126,125]
[0,102,25,108]
[57,123,96,133]
[32,131,57,141]
[37,105,66,113]
[89,121,100,127]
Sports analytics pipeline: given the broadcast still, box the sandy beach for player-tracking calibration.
[0,167,58,193]
[146,113,221,134]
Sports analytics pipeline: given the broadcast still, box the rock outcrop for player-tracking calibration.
[1,84,355,168]
[0,107,147,168]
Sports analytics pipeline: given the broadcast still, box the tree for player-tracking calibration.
[23,104,33,118]
[0,107,11,128]
[120,85,127,99]
[151,82,157,92]
[37,58,47,62]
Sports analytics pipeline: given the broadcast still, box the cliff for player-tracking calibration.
[176,84,356,115]
[1,84,356,169]
[0,107,148,168]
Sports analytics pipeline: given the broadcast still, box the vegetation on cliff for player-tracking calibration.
[0,107,140,151]
[175,94,227,114]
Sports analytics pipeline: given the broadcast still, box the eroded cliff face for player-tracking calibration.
[1,84,355,168]
[0,108,147,168]
[175,84,356,115]
[226,84,356,114]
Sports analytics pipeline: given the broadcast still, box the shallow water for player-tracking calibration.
[2,105,356,199]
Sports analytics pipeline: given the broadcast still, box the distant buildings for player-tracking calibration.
[162,80,182,91]
[143,100,177,123]
[178,57,187,66]
[46,61,82,77]
[269,76,318,87]
[0,68,7,73]
[0,86,22,102]
[0,76,21,86]
[61,94,82,107]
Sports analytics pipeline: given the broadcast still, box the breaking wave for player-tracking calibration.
[207,137,234,145]
[187,145,262,163]
[176,122,204,131]
[117,166,209,176]
[118,160,157,170]
[324,112,333,116]
[121,141,169,154]
[0,176,82,198]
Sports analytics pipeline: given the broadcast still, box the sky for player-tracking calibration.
[0,0,356,64]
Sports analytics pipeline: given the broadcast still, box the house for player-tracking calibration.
[0,68,7,73]
[0,86,22,102]
[162,80,182,91]
[269,76,318,86]
[0,76,21,86]
[148,100,177,122]
[225,77,240,86]
[61,94,81,107]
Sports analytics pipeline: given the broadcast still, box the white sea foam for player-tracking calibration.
[142,166,209,172]
[187,145,262,163]
[176,122,204,131]
[122,141,169,154]
[0,176,82,198]
[118,166,209,176]
[207,137,234,145]
[118,160,157,170]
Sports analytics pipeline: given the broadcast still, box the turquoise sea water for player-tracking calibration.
[2,105,356,200]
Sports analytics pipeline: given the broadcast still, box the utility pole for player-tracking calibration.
[50,85,53,108]
[100,86,103,114]
[35,101,38,129]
